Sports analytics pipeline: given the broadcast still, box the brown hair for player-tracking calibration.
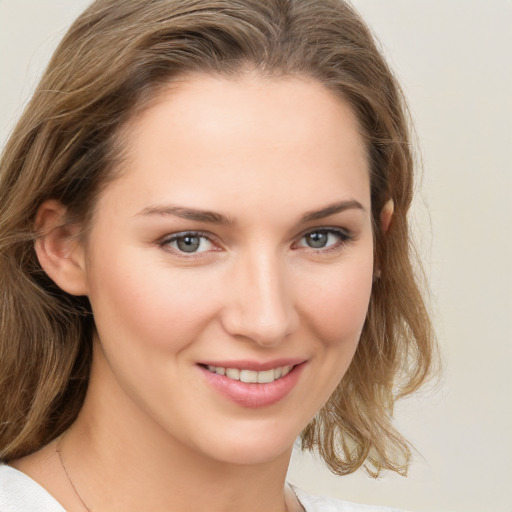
[0,0,435,476]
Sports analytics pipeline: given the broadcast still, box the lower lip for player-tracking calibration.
[199,363,305,408]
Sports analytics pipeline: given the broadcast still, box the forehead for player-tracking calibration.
[102,73,370,219]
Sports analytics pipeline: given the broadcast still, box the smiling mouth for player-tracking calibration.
[202,364,294,384]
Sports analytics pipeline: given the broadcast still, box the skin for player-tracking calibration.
[16,73,388,512]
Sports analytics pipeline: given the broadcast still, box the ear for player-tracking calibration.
[34,200,88,296]
[380,199,394,234]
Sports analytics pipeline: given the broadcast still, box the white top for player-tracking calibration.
[0,465,66,512]
[0,464,404,511]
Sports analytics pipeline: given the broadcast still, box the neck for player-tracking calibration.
[60,346,297,512]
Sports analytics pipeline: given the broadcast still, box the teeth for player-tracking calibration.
[240,370,258,383]
[257,369,275,383]
[225,368,240,380]
[205,364,295,383]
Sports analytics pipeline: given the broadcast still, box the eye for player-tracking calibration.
[296,228,351,251]
[160,232,216,254]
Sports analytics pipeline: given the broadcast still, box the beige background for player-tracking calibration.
[1,1,511,511]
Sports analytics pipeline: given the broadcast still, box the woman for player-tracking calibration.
[0,1,435,511]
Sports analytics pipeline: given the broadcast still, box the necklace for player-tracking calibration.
[56,436,300,512]
[56,436,92,512]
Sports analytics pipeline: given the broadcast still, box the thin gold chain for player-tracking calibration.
[55,435,302,512]
[56,436,92,512]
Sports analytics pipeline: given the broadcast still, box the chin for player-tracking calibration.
[189,421,300,467]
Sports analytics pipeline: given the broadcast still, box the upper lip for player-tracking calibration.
[197,358,306,371]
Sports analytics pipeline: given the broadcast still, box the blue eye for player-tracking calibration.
[162,232,214,254]
[298,228,351,250]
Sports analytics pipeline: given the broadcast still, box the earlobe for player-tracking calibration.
[34,200,88,296]
[380,199,394,234]
[374,199,394,281]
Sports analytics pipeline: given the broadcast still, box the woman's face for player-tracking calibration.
[81,74,374,465]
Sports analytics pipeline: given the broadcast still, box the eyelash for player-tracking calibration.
[158,228,352,257]
[158,231,218,258]
[294,228,353,253]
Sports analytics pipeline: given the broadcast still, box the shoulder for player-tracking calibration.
[0,464,65,512]
[290,484,406,512]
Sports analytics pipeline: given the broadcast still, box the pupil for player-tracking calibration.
[177,235,200,252]
[307,232,327,248]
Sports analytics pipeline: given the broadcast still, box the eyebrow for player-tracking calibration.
[300,200,366,222]
[137,205,236,225]
[137,199,365,225]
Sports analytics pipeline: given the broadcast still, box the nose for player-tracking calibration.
[220,250,299,347]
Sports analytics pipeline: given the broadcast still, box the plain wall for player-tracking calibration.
[1,1,511,511]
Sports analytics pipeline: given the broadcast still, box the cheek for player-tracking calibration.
[297,256,374,348]
[289,254,374,418]
[85,249,222,355]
